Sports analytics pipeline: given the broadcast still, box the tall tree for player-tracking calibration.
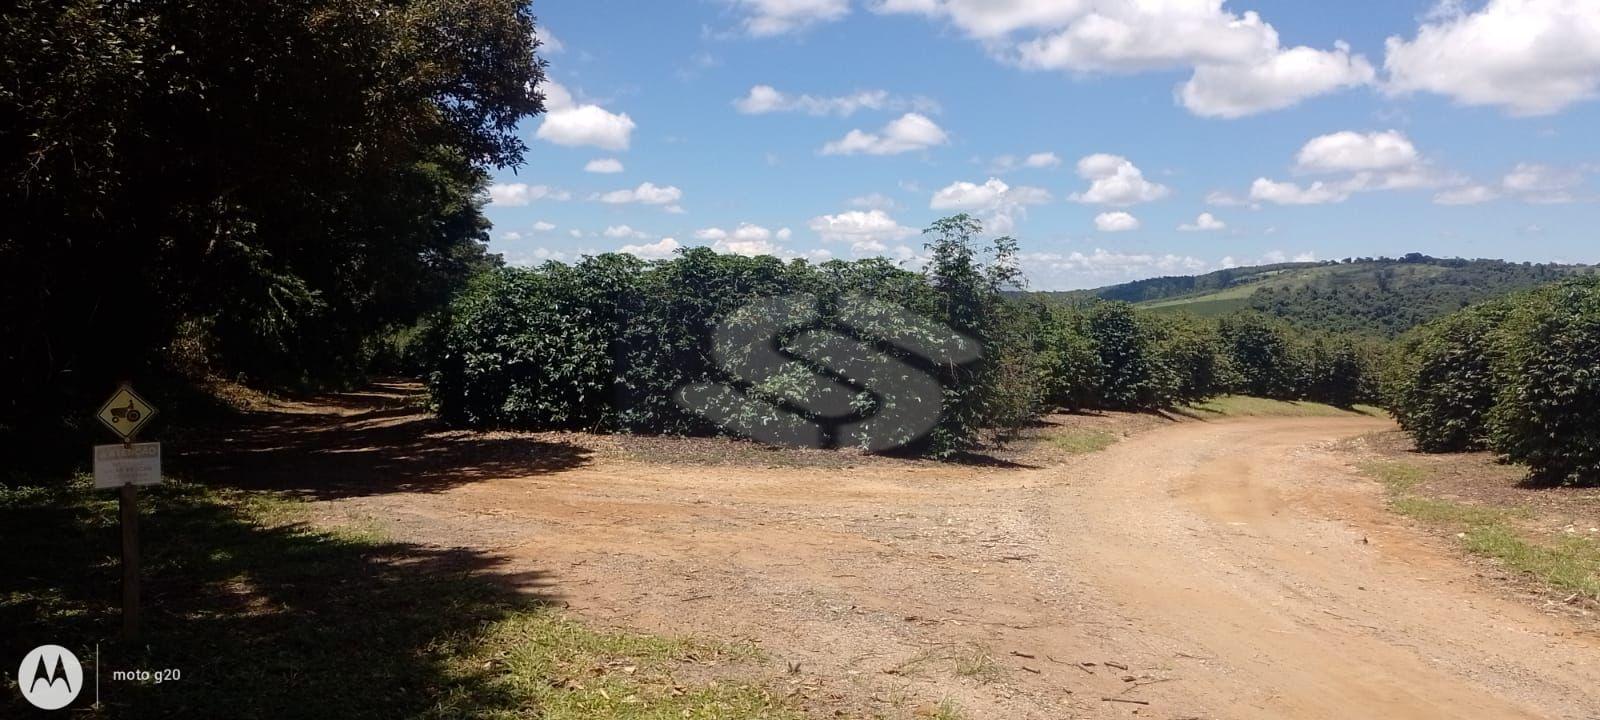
[1,0,545,437]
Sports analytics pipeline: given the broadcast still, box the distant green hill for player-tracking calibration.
[1032,254,1593,336]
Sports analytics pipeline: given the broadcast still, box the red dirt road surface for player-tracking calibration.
[189,385,1600,719]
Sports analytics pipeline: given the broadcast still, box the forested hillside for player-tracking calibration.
[1038,255,1592,336]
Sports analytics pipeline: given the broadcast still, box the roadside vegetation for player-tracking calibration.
[430,213,1387,458]
[0,478,798,719]
[1361,460,1600,602]
[1385,277,1600,486]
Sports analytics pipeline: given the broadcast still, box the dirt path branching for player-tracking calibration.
[173,383,1600,719]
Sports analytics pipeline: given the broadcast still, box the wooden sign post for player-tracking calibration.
[94,384,161,641]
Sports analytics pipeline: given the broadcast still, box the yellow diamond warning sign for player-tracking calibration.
[97,385,157,441]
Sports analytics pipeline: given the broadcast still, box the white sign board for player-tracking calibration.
[94,443,163,489]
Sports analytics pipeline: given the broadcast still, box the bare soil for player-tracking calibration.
[181,383,1600,719]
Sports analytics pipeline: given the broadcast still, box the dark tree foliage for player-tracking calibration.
[1486,278,1600,485]
[1385,277,1600,485]
[432,216,1037,458]
[1384,300,1512,452]
[1,0,544,443]
[1218,313,1300,399]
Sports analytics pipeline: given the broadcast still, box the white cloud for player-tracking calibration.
[730,0,849,36]
[1250,177,1351,205]
[486,183,571,207]
[532,221,558,232]
[1178,212,1226,231]
[878,0,1374,117]
[603,224,650,239]
[506,247,569,266]
[1434,184,1501,206]
[1179,43,1375,118]
[597,182,684,207]
[694,222,780,245]
[733,85,936,116]
[808,209,918,254]
[1024,151,1062,169]
[1502,162,1585,203]
[536,28,564,54]
[1070,154,1170,206]
[930,177,1050,233]
[1294,130,1420,174]
[1094,211,1141,232]
[989,151,1062,172]
[1205,190,1251,207]
[499,231,523,242]
[536,80,636,151]
[619,237,682,259]
[1249,129,1461,205]
[1384,0,1600,116]
[585,158,625,173]
[821,113,949,156]
[688,223,815,258]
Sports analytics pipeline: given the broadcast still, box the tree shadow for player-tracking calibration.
[0,480,558,719]
[174,381,593,500]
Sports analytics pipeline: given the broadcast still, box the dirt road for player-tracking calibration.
[217,390,1600,718]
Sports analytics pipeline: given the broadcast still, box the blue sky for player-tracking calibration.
[484,0,1600,289]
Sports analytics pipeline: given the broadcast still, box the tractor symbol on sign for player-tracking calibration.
[110,398,142,423]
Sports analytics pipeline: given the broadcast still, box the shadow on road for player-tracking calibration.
[176,380,593,499]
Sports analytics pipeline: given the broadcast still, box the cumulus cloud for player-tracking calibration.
[506,247,569,266]
[821,113,949,156]
[733,85,936,116]
[585,158,624,173]
[730,0,849,36]
[1385,0,1600,116]
[807,209,918,254]
[1180,43,1375,118]
[1294,130,1420,174]
[619,237,682,259]
[1178,212,1226,231]
[1070,154,1170,206]
[532,221,557,232]
[536,81,636,151]
[487,183,571,207]
[876,0,1374,117]
[1249,129,1462,205]
[1250,178,1352,205]
[603,224,650,239]
[1094,211,1141,232]
[930,177,1050,233]
[597,182,684,208]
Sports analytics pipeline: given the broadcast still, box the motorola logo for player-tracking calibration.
[16,645,82,710]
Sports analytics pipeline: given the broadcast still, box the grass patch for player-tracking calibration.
[1,476,797,719]
[951,644,1000,684]
[1360,460,1600,602]
[1046,428,1118,454]
[1182,395,1381,418]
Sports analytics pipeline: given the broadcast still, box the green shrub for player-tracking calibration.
[1486,278,1600,485]
[1384,300,1511,452]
